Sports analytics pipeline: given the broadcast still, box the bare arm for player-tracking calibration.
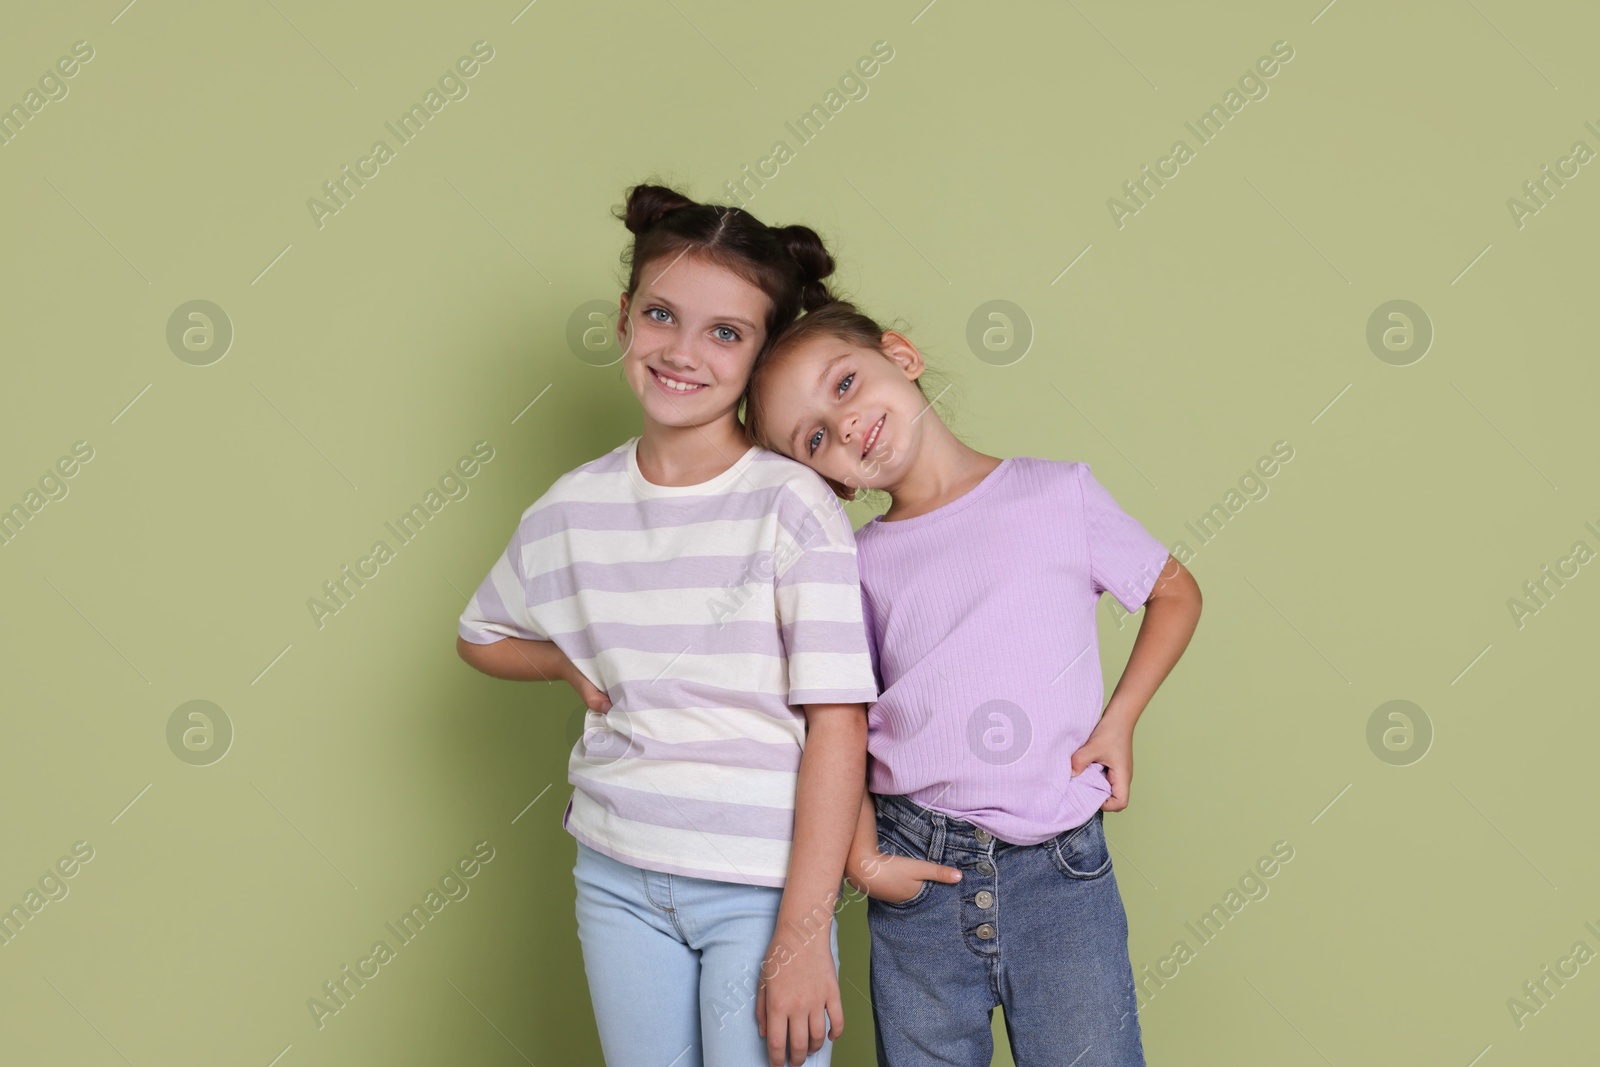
[843,783,962,903]
[1101,555,1202,734]
[757,702,866,1066]
[455,636,610,711]
[1071,554,1202,808]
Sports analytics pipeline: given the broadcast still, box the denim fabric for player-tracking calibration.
[866,793,1146,1066]
[573,841,840,1066]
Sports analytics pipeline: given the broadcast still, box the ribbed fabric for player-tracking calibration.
[459,437,878,887]
[854,458,1171,845]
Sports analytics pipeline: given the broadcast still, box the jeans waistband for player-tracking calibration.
[874,792,998,857]
[873,791,1101,858]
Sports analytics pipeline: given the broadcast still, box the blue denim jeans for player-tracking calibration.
[573,841,840,1066]
[866,793,1147,1066]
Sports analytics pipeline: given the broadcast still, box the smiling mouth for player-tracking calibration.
[649,367,707,394]
[860,414,885,458]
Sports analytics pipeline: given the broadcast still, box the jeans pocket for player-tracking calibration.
[1050,810,1113,880]
[871,820,935,910]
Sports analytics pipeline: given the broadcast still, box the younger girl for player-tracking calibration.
[743,301,1204,1066]
[456,187,877,1067]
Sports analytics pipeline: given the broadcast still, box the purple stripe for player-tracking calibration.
[775,550,861,587]
[573,778,796,840]
[520,486,789,540]
[789,688,877,706]
[779,620,875,655]
[526,554,774,606]
[774,484,837,549]
[609,678,803,720]
[549,620,785,661]
[466,564,520,630]
[580,449,629,474]
[598,731,802,773]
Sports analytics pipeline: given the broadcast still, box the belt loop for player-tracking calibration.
[928,813,947,865]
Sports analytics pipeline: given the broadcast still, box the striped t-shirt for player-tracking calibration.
[458,436,878,887]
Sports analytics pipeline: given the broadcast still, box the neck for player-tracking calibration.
[881,420,1001,520]
[636,411,751,486]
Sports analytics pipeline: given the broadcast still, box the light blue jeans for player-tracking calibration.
[573,841,840,1066]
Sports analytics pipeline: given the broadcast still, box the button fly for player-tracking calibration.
[975,923,996,940]
[976,860,994,875]
[973,828,992,844]
[974,890,994,909]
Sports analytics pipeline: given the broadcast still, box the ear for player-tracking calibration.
[616,292,631,350]
[878,330,925,382]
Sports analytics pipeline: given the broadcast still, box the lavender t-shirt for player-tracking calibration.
[854,457,1171,845]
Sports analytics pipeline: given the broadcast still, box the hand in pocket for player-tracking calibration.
[846,846,960,904]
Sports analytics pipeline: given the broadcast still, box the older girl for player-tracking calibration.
[457,187,875,1067]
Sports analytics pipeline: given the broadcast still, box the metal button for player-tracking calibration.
[975,923,996,940]
[973,828,992,844]
[976,860,994,875]
[974,890,994,909]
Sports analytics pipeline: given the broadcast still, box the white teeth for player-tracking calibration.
[654,369,703,392]
[862,415,883,456]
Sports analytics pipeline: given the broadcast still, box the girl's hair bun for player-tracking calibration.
[776,224,836,312]
[621,184,696,235]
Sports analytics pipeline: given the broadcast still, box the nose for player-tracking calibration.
[659,335,698,370]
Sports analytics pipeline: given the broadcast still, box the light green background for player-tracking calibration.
[3,1,1596,1064]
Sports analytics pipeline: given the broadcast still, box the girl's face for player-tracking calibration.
[755,330,928,496]
[617,253,772,433]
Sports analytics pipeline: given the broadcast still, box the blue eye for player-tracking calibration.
[836,372,853,397]
[807,428,823,455]
[646,307,672,323]
[714,325,740,342]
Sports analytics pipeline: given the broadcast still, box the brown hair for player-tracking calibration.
[744,299,937,455]
[617,183,834,341]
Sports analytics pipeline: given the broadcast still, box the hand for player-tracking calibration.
[559,656,611,713]
[1071,718,1134,811]
[844,846,961,904]
[755,933,842,1067]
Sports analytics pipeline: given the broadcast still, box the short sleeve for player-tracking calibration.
[1075,462,1171,615]
[771,479,880,706]
[457,517,550,645]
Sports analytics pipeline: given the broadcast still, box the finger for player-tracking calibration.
[755,984,766,1040]
[828,992,845,1039]
[905,858,961,883]
[788,1013,809,1066]
[766,1015,788,1067]
[1109,762,1129,804]
[808,1008,827,1054]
